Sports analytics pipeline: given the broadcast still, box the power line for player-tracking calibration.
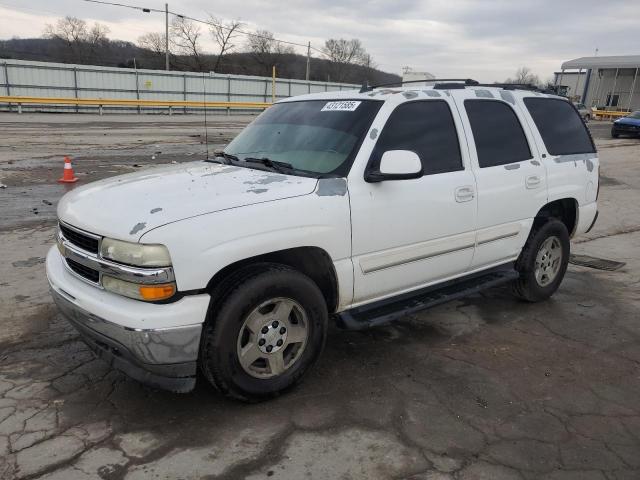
[172,12,311,50]
[80,0,325,54]
[81,0,162,13]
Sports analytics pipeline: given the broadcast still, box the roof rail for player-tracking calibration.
[433,82,468,90]
[359,78,478,93]
[473,83,541,91]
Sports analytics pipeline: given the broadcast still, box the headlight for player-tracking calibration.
[103,276,176,301]
[100,238,172,267]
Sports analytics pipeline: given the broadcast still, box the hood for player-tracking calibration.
[58,162,318,240]
[615,117,640,126]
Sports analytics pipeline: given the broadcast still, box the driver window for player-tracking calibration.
[370,100,464,175]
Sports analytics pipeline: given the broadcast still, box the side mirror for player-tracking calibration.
[365,150,423,183]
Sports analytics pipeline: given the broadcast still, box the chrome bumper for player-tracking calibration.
[51,288,201,392]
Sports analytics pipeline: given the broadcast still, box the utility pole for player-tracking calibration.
[272,66,276,103]
[305,42,311,81]
[165,3,170,71]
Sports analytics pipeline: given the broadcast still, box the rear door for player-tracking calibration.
[453,90,548,269]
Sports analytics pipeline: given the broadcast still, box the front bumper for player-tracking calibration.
[46,247,210,392]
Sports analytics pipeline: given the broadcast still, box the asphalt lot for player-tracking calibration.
[1,114,640,480]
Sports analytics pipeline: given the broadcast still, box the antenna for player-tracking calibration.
[202,72,210,160]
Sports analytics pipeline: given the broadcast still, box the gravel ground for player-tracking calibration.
[1,113,639,480]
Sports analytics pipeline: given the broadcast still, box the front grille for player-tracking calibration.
[66,258,100,283]
[60,224,99,254]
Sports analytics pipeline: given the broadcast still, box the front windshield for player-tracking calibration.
[628,111,640,119]
[224,99,382,176]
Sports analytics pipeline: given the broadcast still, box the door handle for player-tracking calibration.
[455,186,475,202]
[526,175,541,189]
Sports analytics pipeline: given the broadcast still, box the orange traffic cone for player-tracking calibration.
[58,156,79,183]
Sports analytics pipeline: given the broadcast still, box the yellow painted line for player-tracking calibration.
[0,95,271,109]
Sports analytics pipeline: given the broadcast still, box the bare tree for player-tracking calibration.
[359,53,377,69]
[137,32,166,57]
[247,29,275,55]
[324,39,365,64]
[44,16,88,46]
[43,16,109,62]
[170,16,207,71]
[323,38,370,81]
[87,23,110,46]
[274,41,294,56]
[246,30,294,75]
[209,16,243,72]
[505,66,541,86]
[137,32,172,68]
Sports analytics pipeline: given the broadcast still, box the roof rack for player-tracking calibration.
[478,83,561,95]
[473,82,539,91]
[359,79,552,95]
[359,78,479,93]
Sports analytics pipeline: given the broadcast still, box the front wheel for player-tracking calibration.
[200,264,328,402]
[512,219,570,302]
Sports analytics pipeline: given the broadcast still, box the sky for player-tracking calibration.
[0,0,639,83]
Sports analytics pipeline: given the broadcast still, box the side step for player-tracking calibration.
[336,265,519,330]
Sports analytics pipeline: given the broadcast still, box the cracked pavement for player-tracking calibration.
[1,114,639,479]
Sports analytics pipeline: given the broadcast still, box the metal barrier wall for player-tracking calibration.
[0,59,357,114]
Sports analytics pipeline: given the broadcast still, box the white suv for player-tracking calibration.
[47,81,600,401]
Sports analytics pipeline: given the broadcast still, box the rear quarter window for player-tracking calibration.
[524,98,596,155]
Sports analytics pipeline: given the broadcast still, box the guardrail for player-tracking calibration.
[592,109,630,120]
[0,95,271,114]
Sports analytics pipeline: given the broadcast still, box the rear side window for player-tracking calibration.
[464,100,532,168]
[524,98,595,155]
[371,100,463,175]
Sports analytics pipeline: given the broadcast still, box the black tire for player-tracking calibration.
[199,263,328,402]
[512,219,570,302]
[611,129,619,138]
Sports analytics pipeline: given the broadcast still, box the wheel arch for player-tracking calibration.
[206,246,340,314]
[535,198,578,237]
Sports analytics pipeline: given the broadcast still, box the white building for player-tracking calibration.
[402,70,436,86]
[552,71,587,100]
[557,55,640,111]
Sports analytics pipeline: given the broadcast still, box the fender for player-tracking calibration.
[140,190,354,307]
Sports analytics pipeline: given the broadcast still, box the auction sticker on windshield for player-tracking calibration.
[321,101,361,112]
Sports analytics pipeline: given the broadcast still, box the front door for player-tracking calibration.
[349,98,477,306]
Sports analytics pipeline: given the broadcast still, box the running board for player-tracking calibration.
[336,265,519,330]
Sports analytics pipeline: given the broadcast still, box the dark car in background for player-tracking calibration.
[612,111,640,138]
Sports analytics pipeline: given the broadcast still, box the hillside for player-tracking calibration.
[0,38,401,85]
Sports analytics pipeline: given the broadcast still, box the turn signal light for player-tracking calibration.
[102,275,176,302]
[139,283,176,301]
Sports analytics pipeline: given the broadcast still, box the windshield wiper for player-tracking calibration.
[206,151,239,164]
[244,157,294,174]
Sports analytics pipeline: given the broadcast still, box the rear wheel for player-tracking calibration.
[512,219,570,302]
[200,264,328,402]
